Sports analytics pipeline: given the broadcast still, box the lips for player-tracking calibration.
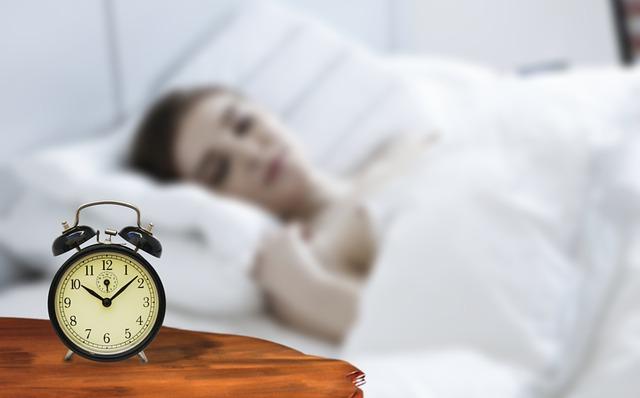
[263,151,285,185]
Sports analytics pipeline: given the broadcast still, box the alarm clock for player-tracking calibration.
[48,200,165,363]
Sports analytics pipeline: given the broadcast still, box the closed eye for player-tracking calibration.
[195,151,230,187]
[233,114,253,136]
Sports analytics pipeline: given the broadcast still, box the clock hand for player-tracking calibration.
[110,276,138,302]
[81,285,105,302]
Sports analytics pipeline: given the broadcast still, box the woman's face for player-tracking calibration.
[174,92,313,216]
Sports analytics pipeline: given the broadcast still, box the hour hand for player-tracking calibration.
[81,285,105,302]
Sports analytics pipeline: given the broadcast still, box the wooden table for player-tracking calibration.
[0,317,364,397]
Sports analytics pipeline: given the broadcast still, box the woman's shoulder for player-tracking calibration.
[349,131,440,194]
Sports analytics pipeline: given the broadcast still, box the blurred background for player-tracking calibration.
[1,1,639,397]
[0,0,634,159]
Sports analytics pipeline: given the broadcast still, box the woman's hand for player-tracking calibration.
[252,224,320,294]
[252,224,360,341]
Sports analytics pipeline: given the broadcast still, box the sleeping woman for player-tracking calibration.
[130,86,435,342]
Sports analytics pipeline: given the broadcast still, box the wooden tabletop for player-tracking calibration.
[0,317,364,397]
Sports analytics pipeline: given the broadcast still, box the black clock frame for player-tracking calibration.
[48,243,166,362]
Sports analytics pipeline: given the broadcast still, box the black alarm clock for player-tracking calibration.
[48,200,165,363]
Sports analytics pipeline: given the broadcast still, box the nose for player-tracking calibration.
[229,138,267,173]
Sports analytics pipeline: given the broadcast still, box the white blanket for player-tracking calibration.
[344,66,640,397]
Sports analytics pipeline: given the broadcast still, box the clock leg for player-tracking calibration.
[63,350,74,361]
[138,350,148,364]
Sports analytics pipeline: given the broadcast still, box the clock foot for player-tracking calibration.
[138,351,148,363]
[64,350,74,361]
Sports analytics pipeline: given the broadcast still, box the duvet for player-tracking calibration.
[344,64,640,398]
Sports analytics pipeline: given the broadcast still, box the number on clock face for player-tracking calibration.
[54,252,160,355]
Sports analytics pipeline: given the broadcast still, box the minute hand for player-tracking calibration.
[110,276,138,302]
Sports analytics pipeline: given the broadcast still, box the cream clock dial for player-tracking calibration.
[49,245,165,361]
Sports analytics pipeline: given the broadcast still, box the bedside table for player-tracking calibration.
[0,317,364,397]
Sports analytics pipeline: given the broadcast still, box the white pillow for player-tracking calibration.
[4,119,275,268]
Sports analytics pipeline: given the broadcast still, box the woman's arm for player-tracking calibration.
[253,225,361,342]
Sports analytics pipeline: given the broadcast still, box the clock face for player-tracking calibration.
[48,245,165,361]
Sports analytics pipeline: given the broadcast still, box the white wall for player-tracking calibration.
[112,0,238,113]
[0,1,116,158]
[275,0,620,69]
[279,0,620,68]
[390,0,619,68]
